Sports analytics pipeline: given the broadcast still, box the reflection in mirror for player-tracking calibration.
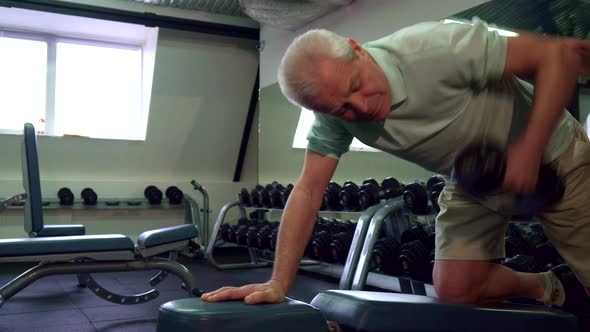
[258,0,590,186]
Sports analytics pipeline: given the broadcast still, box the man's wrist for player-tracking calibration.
[520,129,548,159]
[269,278,289,294]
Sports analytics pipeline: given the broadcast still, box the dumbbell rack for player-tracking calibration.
[4,195,203,241]
[206,200,367,271]
[207,198,439,297]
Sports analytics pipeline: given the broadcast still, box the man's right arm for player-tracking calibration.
[270,149,340,293]
[201,149,339,304]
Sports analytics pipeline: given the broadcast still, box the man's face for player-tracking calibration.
[310,39,392,122]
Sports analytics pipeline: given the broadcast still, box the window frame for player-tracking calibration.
[0,28,144,138]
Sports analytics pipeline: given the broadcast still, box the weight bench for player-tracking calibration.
[156,194,580,331]
[157,290,580,332]
[0,123,201,308]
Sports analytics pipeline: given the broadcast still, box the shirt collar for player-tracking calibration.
[363,45,407,111]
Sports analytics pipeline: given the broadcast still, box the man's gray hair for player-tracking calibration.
[277,29,357,109]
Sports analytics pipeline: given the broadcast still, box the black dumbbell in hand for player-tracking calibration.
[452,143,565,215]
[144,185,163,205]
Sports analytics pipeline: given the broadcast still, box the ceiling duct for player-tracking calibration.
[239,0,353,30]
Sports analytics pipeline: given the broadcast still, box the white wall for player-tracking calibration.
[258,0,490,186]
[0,27,260,241]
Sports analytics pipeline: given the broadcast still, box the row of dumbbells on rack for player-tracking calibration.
[371,222,567,285]
[54,186,185,206]
[218,210,566,292]
[502,223,565,273]
[219,216,356,265]
[238,175,447,214]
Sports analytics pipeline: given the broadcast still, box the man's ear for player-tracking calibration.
[348,38,362,51]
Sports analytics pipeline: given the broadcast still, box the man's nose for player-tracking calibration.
[349,95,367,114]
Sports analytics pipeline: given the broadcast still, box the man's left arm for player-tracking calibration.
[502,33,590,193]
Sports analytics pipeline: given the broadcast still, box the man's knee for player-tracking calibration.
[433,260,493,304]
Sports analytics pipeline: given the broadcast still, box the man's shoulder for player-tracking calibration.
[364,21,446,48]
[364,19,487,56]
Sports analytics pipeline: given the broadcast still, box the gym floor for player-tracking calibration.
[0,252,340,332]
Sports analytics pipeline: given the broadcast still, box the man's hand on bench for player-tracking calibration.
[201,279,286,304]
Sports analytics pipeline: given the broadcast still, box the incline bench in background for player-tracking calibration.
[0,123,202,308]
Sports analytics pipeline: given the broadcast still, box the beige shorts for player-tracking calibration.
[436,121,590,287]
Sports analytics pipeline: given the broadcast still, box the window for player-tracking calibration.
[292,109,380,152]
[291,20,518,152]
[0,35,47,135]
[54,41,142,140]
[0,7,157,140]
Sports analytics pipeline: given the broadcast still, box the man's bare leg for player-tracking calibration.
[433,260,561,305]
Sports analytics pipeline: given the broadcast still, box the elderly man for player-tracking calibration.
[203,18,590,312]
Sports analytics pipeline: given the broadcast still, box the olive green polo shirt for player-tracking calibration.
[306,18,574,176]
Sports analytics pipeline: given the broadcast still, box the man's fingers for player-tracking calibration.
[202,285,260,302]
[244,289,281,305]
[203,289,246,302]
[201,286,235,299]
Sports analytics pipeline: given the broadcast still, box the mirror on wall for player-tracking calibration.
[257,0,590,185]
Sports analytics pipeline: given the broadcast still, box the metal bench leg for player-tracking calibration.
[0,257,201,308]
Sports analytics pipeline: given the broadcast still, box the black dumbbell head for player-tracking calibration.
[165,186,184,204]
[403,181,429,214]
[81,187,97,205]
[250,187,263,207]
[238,188,252,206]
[57,187,75,205]
[524,228,548,250]
[381,177,404,198]
[399,239,431,282]
[330,231,354,263]
[362,178,379,187]
[505,235,531,257]
[279,185,293,208]
[311,231,333,262]
[506,223,524,239]
[256,225,273,249]
[502,254,541,273]
[534,241,564,271]
[453,143,506,195]
[426,175,446,191]
[323,182,343,211]
[340,181,360,211]
[372,237,402,275]
[144,185,158,198]
[359,180,381,210]
[144,185,163,205]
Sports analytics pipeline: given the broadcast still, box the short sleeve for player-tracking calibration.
[446,17,508,88]
[306,112,354,159]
